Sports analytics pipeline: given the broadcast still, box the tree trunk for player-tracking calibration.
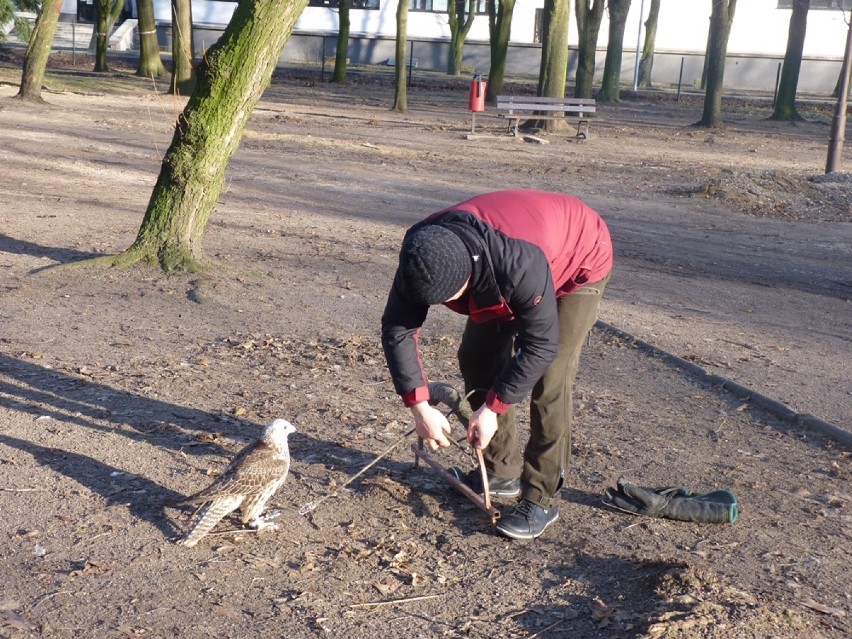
[392,0,409,112]
[531,0,570,131]
[771,0,810,121]
[447,0,476,76]
[137,0,168,78]
[696,0,736,128]
[700,14,711,90]
[94,0,111,71]
[170,0,196,96]
[834,58,852,98]
[333,0,350,83]
[92,0,124,71]
[119,0,309,273]
[597,0,631,102]
[484,0,516,102]
[17,0,63,101]
[637,0,660,88]
[574,0,604,99]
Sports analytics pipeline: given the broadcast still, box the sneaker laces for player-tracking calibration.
[515,499,536,516]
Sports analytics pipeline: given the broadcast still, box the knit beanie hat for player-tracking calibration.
[399,225,471,306]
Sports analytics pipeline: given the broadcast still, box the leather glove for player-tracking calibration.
[604,476,739,524]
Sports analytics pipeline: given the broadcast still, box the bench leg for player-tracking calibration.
[576,119,590,140]
[507,117,520,137]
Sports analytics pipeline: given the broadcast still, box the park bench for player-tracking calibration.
[496,95,596,139]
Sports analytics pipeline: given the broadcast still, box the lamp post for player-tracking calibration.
[825,11,852,174]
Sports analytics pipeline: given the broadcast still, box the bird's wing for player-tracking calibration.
[182,443,289,503]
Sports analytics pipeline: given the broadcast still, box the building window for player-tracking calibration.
[308,0,381,9]
[410,0,488,14]
[777,0,852,9]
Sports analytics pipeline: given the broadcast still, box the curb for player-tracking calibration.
[594,320,852,449]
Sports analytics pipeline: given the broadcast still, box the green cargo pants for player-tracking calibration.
[457,274,609,507]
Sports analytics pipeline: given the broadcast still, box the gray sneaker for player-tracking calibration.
[496,499,559,539]
[448,467,521,498]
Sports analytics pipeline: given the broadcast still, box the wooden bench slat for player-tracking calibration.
[498,96,595,105]
[497,104,597,113]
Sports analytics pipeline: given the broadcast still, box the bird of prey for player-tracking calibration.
[178,419,296,547]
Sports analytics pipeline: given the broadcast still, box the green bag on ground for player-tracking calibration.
[603,476,739,524]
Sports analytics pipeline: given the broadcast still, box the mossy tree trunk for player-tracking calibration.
[91,0,124,71]
[117,0,309,273]
[770,0,810,121]
[137,0,168,79]
[696,0,737,128]
[484,0,516,103]
[596,0,631,102]
[530,0,570,132]
[392,0,409,112]
[574,0,604,99]
[332,0,351,83]
[94,0,111,71]
[447,0,476,76]
[637,0,660,87]
[170,0,196,95]
[17,0,63,101]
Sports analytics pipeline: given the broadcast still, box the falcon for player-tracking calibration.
[178,418,295,547]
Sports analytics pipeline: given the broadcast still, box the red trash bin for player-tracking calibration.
[468,75,487,112]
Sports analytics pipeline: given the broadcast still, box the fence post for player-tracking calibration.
[321,35,326,82]
[408,40,414,88]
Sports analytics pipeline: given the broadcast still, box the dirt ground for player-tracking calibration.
[0,51,850,639]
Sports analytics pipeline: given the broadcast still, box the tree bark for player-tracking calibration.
[696,0,736,128]
[447,0,476,76]
[637,0,660,88]
[597,0,631,102]
[574,0,604,99]
[530,0,570,131]
[90,0,124,71]
[834,58,852,98]
[170,0,196,96]
[392,0,409,112]
[333,0,351,83]
[771,0,810,121]
[118,0,309,273]
[94,0,111,71]
[17,0,63,101]
[136,0,168,78]
[484,0,516,102]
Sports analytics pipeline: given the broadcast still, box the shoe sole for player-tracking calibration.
[489,487,521,498]
[495,511,559,540]
[453,485,521,498]
[448,468,521,498]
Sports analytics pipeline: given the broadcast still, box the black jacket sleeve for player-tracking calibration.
[490,250,560,405]
[381,270,430,398]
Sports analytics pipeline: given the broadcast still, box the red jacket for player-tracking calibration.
[381,190,613,411]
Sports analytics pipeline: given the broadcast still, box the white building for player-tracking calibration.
[60,0,852,93]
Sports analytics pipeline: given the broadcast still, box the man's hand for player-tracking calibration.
[410,402,452,451]
[468,404,498,450]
